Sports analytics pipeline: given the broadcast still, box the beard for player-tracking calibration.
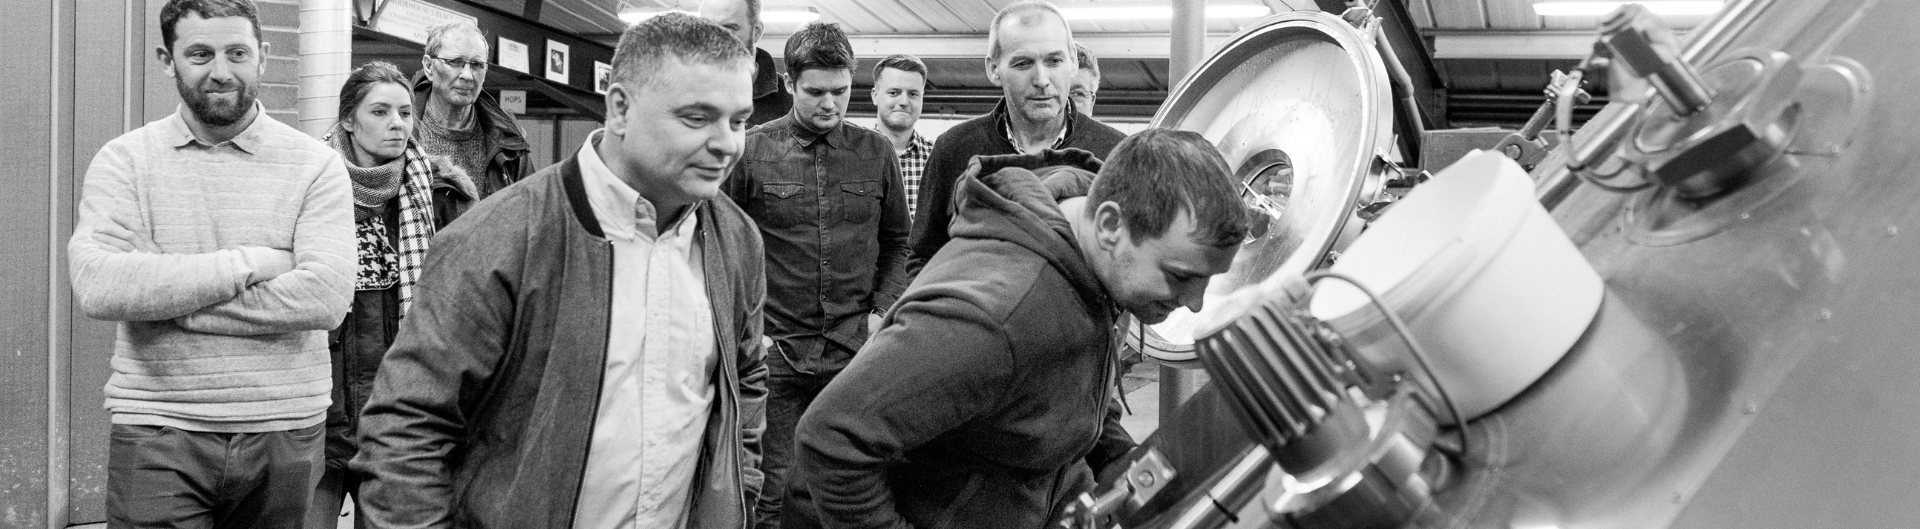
[178,76,256,128]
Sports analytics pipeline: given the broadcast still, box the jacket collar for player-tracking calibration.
[753,48,782,99]
[993,98,1077,152]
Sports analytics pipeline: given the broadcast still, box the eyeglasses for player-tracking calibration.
[429,55,490,73]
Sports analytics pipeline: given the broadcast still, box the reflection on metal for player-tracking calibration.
[1082,0,1920,526]
[1125,10,1396,367]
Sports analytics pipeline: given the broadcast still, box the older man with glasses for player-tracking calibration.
[414,21,532,198]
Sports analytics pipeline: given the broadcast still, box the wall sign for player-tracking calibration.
[370,0,476,45]
[499,90,527,114]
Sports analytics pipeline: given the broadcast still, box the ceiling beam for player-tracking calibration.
[1428,30,1686,60]
[523,0,544,20]
[753,32,1238,61]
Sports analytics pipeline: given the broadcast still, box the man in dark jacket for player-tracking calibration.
[411,20,533,198]
[907,0,1125,277]
[789,129,1251,528]
[353,14,768,528]
[701,0,793,127]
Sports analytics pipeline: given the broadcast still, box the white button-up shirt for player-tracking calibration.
[572,130,719,529]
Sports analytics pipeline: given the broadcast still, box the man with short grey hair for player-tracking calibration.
[1071,41,1100,115]
[354,12,769,528]
[701,0,794,127]
[907,0,1124,277]
[414,21,531,198]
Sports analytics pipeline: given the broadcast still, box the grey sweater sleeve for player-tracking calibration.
[68,139,258,322]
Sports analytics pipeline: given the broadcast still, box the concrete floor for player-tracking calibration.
[76,361,1172,529]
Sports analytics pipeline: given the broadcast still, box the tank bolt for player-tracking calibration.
[1820,309,1833,321]
[1739,212,1751,220]
[1888,225,1899,236]
[1135,471,1157,487]
[1744,401,1758,414]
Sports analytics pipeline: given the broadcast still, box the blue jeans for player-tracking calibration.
[107,423,324,529]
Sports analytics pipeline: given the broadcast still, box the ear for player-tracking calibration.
[257,40,270,76]
[155,46,176,79]
[421,54,432,76]
[1093,200,1127,253]
[984,57,1002,87]
[749,21,764,47]
[603,81,630,138]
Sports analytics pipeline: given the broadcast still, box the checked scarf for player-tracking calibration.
[331,126,439,315]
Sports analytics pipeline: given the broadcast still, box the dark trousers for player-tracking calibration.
[754,354,840,529]
[106,423,325,529]
[304,453,368,529]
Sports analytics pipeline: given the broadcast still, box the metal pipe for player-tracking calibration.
[1368,16,1426,167]
[1160,0,1210,419]
[298,0,352,138]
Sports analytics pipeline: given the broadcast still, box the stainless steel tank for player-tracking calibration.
[1087,0,1920,526]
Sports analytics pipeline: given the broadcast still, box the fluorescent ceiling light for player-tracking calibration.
[1533,1,1724,17]
[1058,2,1272,21]
[761,6,822,25]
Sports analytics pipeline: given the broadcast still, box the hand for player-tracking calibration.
[867,313,884,335]
[91,216,160,253]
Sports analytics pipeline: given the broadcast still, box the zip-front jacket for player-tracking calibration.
[350,153,770,528]
[790,149,1135,528]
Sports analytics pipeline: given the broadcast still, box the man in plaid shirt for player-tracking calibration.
[870,54,933,219]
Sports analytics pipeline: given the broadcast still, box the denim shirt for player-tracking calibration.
[726,115,911,374]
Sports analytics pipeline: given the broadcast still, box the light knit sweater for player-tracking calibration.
[67,106,355,433]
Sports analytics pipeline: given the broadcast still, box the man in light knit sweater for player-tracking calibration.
[66,0,354,526]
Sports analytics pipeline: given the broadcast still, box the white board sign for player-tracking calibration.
[371,0,476,46]
[498,37,530,73]
[499,90,527,114]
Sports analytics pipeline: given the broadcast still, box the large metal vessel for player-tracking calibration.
[1077,0,1920,527]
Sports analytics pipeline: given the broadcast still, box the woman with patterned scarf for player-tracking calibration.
[307,61,477,529]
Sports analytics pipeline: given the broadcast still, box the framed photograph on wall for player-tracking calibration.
[594,61,613,95]
[498,37,529,73]
[546,40,570,84]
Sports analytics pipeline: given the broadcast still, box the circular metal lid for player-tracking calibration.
[1134,10,1397,362]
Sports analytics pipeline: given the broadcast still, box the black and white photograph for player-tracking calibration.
[594,60,612,94]
[545,39,569,84]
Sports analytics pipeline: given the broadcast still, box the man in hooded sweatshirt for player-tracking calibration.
[787,128,1251,528]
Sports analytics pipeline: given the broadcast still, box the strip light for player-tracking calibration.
[618,2,820,25]
[1533,1,1724,17]
[1058,3,1272,21]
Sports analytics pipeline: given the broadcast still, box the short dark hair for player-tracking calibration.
[987,0,1071,62]
[159,0,262,52]
[872,54,929,85]
[337,61,411,123]
[1089,128,1250,246]
[783,22,854,78]
[611,12,754,92]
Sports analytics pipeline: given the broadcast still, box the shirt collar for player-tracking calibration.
[908,130,932,155]
[786,114,845,149]
[577,129,700,242]
[162,102,271,153]
[997,98,1074,152]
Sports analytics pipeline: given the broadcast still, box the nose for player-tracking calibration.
[1177,279,1209,313]
[709,122,741,160]
[207,58,234,84]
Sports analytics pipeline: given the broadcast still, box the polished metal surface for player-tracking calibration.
[1129,10,1396,361]
[1438,0,1920,527]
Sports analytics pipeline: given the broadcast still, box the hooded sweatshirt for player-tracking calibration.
[791,148,1134,529]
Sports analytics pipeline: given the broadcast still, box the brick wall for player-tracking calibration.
[257,0,301,126]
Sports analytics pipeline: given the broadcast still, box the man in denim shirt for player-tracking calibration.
[723,21,910,529]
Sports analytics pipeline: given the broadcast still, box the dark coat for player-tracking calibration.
[748,48,794,129]
[409,71,533,196]
[325,151,476,466]
[351,153,770,528]
[906,100,1124,277]
[790,149,1135,529]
